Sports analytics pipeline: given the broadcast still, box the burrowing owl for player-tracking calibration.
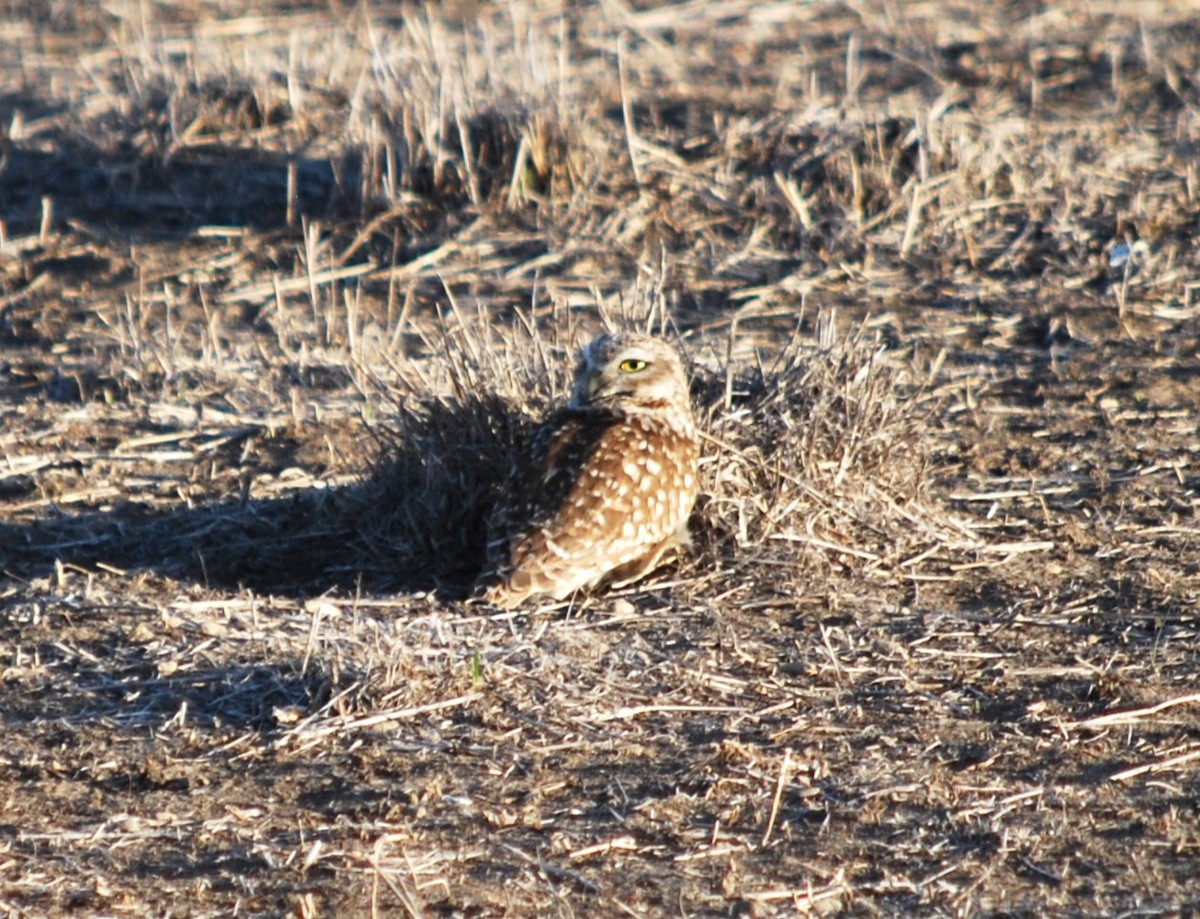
[479,332,699,608]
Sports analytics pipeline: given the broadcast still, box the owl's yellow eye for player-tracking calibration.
[618,358,648,373]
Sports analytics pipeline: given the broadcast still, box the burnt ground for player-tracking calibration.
[1,2,1199,917]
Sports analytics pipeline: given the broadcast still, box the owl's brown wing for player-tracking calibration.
[482,406,696,606]
[482,407,615,578]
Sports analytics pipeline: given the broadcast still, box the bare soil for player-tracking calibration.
[2,2,1199,917]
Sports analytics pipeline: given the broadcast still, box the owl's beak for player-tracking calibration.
[587,373,602,399]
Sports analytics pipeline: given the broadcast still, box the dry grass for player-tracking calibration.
[3,1,1200,917]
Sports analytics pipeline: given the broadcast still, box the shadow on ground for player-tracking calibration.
[0,85,352,237]
[0,393,518,597]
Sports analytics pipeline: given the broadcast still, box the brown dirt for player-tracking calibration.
[2,2,1199,917]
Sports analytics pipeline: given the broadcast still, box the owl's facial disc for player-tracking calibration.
[570,337,685,412]
[584,346,652,402]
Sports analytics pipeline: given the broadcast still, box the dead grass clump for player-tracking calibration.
[347,315,575,594]
[349,309,964,602]
[690,316,963,593]
[353,389,524,594]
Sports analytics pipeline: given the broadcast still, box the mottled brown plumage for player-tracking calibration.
[479,332,699,607]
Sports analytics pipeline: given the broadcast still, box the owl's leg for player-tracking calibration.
[607,523,691,589]
[479,568,539,609]
[480,561,593,608]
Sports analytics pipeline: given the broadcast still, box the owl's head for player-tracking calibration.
[570,332,691,414]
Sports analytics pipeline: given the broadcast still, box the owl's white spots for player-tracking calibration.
[479,332,700,608]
